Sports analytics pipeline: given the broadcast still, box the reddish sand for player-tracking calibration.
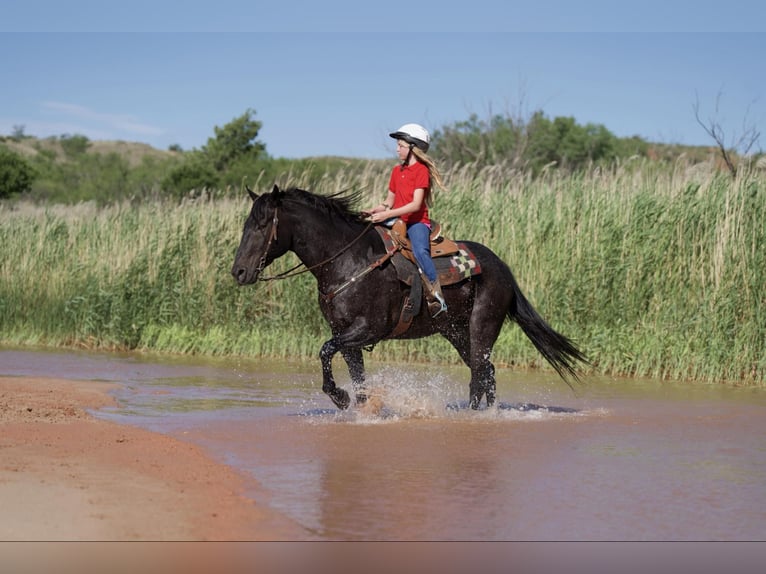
[0,376,306,541]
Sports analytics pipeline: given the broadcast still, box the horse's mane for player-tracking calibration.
[282,187,366,225]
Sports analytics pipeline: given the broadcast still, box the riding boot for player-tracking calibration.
[425,278,447,318]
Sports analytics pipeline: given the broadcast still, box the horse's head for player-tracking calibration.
[231,184,288,285]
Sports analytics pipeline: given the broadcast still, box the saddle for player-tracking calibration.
[387,219,462,261]
[375,219,482,337]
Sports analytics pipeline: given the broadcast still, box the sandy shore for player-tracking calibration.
[0,375,306,541]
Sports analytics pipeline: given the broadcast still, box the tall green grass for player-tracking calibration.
[1,159,763,385]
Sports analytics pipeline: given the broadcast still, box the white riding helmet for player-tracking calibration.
[389,123,430,152]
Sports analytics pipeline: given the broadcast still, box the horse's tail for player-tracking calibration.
[507,278,589,388]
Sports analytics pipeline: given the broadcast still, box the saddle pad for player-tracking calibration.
[435,243,483,286]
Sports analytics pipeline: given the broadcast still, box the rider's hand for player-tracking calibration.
[370,211,389,223]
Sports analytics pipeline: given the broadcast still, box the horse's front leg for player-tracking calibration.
[340,347,367,405]
[319,338,351,409]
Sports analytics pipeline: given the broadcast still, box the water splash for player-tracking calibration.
[358,369,459,419]
[297,367,592,424]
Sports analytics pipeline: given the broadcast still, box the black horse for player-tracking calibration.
[231,185,587,410]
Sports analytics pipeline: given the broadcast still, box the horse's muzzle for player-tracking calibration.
[231,265,257,285]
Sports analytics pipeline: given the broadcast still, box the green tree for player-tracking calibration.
[432,110,622,173]
[11,125,27,141]
[0,146,36,199]
[202,108,266,171]
[432,113,523,167]
[161,109,268,198]
[59,134,91,158]
[161,156,220,198]
[525,113,618,173]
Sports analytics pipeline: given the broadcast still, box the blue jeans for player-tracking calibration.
[407,222,437,282]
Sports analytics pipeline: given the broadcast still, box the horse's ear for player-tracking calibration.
[246,185,258,202]
[271,184,285,203]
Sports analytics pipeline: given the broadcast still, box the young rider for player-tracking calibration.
[367,123,447,317]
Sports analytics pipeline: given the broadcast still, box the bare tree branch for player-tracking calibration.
[693,90,761,178]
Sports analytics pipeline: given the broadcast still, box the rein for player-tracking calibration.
[322,240,401,302]
[255,206,384,285]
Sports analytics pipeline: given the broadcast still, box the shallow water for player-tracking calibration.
[2,347,765,540]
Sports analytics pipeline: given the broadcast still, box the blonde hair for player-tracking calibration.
[411,146,445,206]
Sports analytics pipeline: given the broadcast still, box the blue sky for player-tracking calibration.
[2,1,764,159]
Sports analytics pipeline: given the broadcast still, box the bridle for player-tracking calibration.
[254,208,280,277]
[254,205,387,288]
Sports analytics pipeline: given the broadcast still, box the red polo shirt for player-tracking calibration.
[388,161,431,226]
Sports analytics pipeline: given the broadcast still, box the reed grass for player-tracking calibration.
[1,158,764,385]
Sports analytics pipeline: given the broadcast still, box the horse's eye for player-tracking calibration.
[250,203,270,227]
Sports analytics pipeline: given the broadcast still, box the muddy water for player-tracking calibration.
[2,347,765,540]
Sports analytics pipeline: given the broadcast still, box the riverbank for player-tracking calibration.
[0,375,306,541]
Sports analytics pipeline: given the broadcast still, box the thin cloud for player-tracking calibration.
[0,119,113,141]
[41,101,164,137]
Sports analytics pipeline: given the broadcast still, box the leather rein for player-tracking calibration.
[255,206,400,300]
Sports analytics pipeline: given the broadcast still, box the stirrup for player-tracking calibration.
[429,294,447,318]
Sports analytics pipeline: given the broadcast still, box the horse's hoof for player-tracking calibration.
[331,389,351,410]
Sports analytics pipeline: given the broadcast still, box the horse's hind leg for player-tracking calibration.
[471,360,496,409]
[463,350,497,409]
[442,323,497,409]
[467,314,506,409]
[340,347,368,404]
